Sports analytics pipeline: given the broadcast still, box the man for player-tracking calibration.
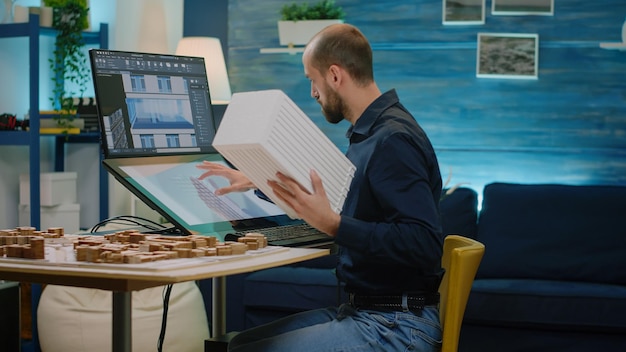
[200,23,444,352]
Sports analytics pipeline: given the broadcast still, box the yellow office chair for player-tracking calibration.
[439,235,485,352]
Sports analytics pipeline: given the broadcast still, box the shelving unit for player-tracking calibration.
[0,13,109,229]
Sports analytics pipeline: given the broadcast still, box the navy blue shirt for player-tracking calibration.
[335,89,444,294]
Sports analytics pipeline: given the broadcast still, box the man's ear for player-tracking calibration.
[327,64,342,87]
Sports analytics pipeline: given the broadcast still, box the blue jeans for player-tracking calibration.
[228,303,442,352]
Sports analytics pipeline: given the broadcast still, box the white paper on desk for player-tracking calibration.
[212,89,355,219]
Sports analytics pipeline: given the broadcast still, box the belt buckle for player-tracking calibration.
[401,293,409,312]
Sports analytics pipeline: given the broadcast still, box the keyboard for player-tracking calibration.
[230,223,334,247]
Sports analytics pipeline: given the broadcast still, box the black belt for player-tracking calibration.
[348,292,440,312]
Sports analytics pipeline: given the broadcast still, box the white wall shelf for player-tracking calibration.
[260,47,305,54]
[599,42,626,50]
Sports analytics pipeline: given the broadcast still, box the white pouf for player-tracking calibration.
[37,282,210,352]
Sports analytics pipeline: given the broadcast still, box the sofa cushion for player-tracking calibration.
[243,266,347,328]
[476,183,626,284]
[464,279,626,332]
[459,323,626,352]
[440,187,478,238]
[244,266,346,311]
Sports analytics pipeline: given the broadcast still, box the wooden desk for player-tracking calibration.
[0,247,329,352]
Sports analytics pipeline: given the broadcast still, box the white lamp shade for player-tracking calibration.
[176,37,232,104]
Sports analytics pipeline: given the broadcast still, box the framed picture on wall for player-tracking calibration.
[492,0,554,16]
[443,0,485,25]
[476,33,539,79]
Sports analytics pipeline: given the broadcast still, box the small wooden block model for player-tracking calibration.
[0,226,269,265]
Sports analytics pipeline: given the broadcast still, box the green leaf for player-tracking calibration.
[280,0,345,21]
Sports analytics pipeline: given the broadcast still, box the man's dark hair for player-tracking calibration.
[309,24,374,86]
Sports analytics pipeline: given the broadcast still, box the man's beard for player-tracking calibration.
[320,87,345,124]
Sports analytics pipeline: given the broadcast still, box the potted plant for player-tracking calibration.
[278,0,345,47]
[43,0,90,133]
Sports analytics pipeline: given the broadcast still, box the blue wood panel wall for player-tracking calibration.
[213,0,626,194]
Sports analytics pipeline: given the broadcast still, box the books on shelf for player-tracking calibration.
[38,96,98,133]
[38,111,83,134]
[213,89,355,219]
[39,127,81,134]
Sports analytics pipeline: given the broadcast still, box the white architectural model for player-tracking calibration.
[213,90,355,218]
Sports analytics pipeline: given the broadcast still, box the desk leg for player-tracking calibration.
[112,291,132,352]
[212,276,226,337]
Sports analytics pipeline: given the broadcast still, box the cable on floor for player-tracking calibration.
[158,284,174,352]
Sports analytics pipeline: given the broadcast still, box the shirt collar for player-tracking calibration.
[346,89,399,139]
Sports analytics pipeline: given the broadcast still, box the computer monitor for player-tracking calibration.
[90,49,217,158]
[89,49,310,239]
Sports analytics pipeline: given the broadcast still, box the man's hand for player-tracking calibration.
[268,170,340,237]
[196,161,255,195]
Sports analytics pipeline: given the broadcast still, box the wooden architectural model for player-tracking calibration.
[0,227,268,265]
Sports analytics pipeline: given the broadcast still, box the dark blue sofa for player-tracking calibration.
[460,182,626,351]
[200,183,626,351]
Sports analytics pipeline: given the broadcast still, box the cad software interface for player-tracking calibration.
[90,49,217,157]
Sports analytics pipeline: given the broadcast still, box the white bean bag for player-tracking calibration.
[37,282,210,352]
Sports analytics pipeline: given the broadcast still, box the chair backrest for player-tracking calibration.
[439,235,485,352]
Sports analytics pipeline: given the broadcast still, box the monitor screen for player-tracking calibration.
[102,154,300,237]
[90,49,217,157]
